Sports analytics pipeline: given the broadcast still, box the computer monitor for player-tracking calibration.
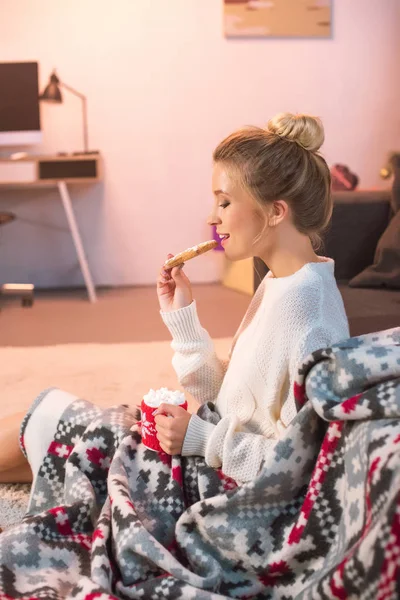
[0,61,42,146]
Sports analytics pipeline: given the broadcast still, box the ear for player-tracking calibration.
[269,200,289,226]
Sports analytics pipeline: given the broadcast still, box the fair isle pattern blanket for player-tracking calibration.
[0,328,399,599]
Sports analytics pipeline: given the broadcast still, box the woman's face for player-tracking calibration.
[208,163,270,262]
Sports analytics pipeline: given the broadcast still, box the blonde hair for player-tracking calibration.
[213,112,332,250]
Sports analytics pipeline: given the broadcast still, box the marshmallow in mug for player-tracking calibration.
[143,387,186,408]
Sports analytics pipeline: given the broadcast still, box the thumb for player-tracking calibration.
[171,264,189,282]
[153,403,182,417]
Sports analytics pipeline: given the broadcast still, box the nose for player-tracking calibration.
[207,208,222,227]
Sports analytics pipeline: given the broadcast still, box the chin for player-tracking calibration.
[224,248,252,262]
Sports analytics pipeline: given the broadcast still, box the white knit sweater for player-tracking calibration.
[161,258,349,483]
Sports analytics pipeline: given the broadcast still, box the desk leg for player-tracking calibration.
[58,181,97,303]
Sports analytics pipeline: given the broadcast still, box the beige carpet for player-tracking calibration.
[0,338,232,417]
[0,338,232,529]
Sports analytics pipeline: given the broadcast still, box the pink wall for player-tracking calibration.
[0,0,399,288]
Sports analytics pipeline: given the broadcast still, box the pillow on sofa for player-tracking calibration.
[349,154,400,289]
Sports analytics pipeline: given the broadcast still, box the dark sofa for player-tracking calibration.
[254,190,400,336]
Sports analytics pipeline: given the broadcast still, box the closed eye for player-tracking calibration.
[219,202,230,209]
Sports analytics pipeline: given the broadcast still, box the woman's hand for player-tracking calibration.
[157,254,193,313]
[129,405,142,436]
[154,403,191,455]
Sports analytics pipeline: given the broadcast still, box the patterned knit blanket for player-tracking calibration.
[0,328,399,599]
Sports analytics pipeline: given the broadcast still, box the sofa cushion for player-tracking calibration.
[338,284,400,336]
[349,154,400,290]
[323,191,391,280]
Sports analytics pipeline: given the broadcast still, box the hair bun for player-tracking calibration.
[267,112,325,153]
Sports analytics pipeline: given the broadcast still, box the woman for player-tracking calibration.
[0,112,349,487]
[0,112,355,600]
[154,112,349,482]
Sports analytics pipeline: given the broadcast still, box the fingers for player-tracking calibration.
[155,420,182,455]
[157,254,187,294]
[130,421,142,435]
[164,253,174,271]
[171,263,185,276]
[157,268,172,287]
[154,414,172,430]
[153,405,191,455]
[157,255,174,285]
[158,441,181,455]
[163,254,185,275]
[157,259,174,289]
[153,403,182,418]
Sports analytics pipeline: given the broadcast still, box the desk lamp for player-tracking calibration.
[39,70,97,155]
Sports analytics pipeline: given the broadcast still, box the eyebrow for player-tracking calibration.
[213,189,231,197]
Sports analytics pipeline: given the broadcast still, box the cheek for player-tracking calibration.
[226,207,250,231]
[238,213,265,239]
[224,206,265,242]
[226,213,240,231]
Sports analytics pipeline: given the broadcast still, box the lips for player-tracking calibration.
[218,234,230,247]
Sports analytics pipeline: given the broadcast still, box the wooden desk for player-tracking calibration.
[0,153,101,302]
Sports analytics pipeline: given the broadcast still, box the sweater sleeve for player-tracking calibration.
[160,301,228,405]
[182,324,339,483]
[183,414,279,482]
[280,324,339,429]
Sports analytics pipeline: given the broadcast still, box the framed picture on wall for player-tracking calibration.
[223,0,332,38]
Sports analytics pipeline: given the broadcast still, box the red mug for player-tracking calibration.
[141,396,188,452]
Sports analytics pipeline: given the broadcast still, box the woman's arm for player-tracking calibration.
[183,414,279,483]
[182,325,342,483]
[161,301,229,404]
